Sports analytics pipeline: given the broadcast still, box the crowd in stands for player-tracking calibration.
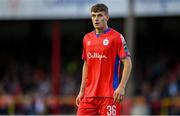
[132,55,180,115]
[0,55,78,114]
[0,53,179,115]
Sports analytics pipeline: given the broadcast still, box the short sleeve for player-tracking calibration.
[117,34,130,59]
[82,35,87,60]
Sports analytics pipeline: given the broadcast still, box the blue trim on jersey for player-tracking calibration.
[104,28,111,33]
[113,56,120,90]
[96,34,100,38]
[95,28,111,37]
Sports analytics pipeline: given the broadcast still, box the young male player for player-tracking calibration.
[76,3,132,115]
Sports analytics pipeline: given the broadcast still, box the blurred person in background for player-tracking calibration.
[76,3,132,115]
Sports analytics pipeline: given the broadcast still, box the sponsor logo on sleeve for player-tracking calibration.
[120,34,129,53]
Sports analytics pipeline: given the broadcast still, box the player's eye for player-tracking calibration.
[97,14,103,18]
[92,14,96,18]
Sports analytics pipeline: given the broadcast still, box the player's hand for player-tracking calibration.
[76,92,84,106]
[114,86,125,103]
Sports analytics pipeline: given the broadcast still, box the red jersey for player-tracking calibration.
[82,28,130,97]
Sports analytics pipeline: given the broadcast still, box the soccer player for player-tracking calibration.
[76,3,132,115]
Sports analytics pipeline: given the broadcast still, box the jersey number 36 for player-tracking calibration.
[107,105,116,115]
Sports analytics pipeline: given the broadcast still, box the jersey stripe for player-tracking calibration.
[113,56,120,90]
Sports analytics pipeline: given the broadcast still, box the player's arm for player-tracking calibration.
[114,56,132,103]
[119,56,132,90]
[76,61,88,106]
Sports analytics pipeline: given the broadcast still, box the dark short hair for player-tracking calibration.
[91,3,108,15]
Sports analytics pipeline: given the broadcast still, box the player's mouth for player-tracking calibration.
[94,22,100,25]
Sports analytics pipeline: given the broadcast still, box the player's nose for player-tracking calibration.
[94,16,99,21]
[94,18,99,22]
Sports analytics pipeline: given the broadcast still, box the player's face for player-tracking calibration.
[91,11,109,30]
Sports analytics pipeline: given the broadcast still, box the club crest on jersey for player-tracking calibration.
[103,38,109,46]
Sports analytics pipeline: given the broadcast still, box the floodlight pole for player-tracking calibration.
[124,0,135,98]
[51,21,61,114]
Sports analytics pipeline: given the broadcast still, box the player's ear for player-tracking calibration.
[106,15,109,21]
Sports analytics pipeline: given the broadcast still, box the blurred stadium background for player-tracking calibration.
[0,0,180,115]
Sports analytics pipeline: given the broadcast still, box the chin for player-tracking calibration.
[94,26,102,30]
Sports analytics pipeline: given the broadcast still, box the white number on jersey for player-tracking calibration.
[107,105,116,115]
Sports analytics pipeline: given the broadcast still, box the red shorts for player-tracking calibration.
[77,97,121,115]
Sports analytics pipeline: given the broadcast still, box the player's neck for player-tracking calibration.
[95,26,109,34]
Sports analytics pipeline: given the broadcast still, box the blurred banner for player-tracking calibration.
[0,0,180,19]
